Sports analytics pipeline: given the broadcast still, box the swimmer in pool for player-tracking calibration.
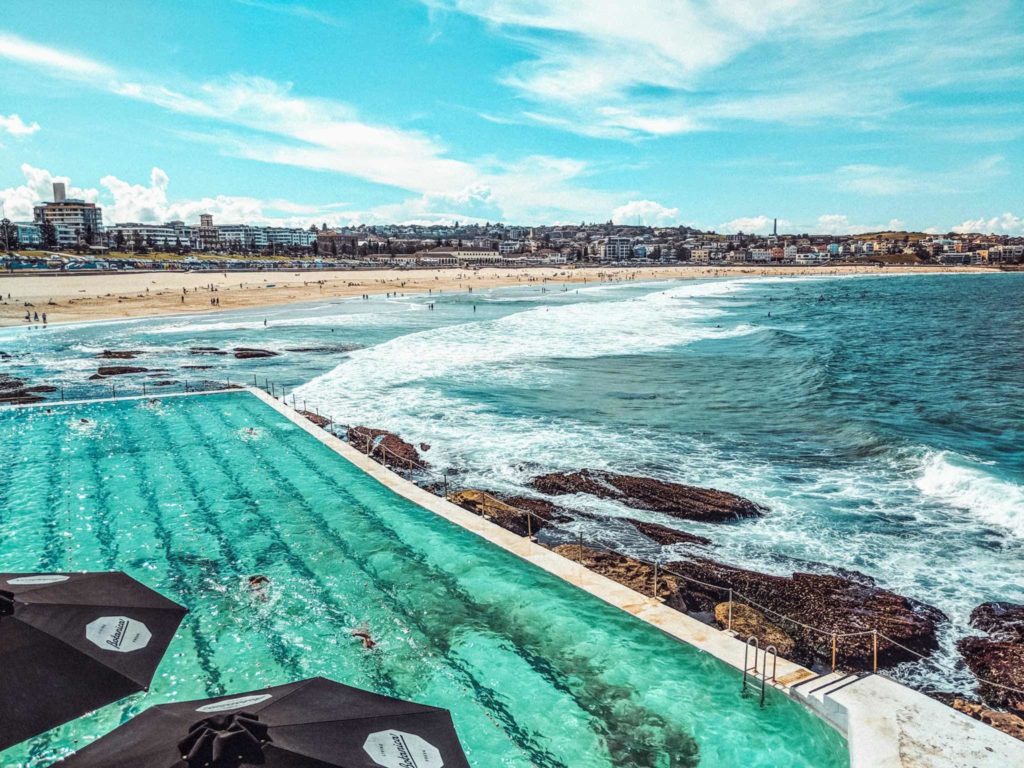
[248,575,270,600]
[351,626,376,649]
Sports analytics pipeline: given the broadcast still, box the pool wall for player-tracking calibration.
[7,388,1022,767]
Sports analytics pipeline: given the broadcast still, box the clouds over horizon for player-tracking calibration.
[427,0,1024,139]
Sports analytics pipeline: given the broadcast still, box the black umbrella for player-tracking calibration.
[0,571,187,751]
[55,677,471,768]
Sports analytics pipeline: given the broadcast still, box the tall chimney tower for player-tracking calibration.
[773,217,777,236]
[53,182,66,203]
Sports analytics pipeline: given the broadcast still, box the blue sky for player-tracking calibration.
[1,0,1022,233]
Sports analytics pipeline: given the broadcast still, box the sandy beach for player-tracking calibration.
[0,263,989,327]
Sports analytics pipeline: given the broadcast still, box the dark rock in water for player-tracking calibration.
[97,350,144,359]
[298,410,331,428]
[232,347,279,359]
[627,519,711,546]
[151,380,178,387]
[95,366,149,377]
[551,544,688,611]
[181,365,213,370]
[970,601,1024,642]
[190,347,227,356]
[0,392,46,405]
[0,374,25,392]
[284,344,362,353]
[24,385,57,393]
[958,637,1024,717]
[419,442,431,452]
[450,490,550,536]
[347,426,426,470]
[664,557,945,670]
[530,469,765,521]
[959,601,1024,715]
[496,494,574,524]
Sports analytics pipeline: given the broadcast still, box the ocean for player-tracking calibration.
[2,271,1022,690]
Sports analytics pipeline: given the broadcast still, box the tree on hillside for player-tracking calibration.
[0,219,17,251]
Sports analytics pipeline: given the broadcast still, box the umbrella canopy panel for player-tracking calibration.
[55,677,471,768]
[0,572,187,751]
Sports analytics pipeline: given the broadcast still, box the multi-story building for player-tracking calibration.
[33,183,103,247]
[107,223,183,249]
[498,240,521,255]
[13,222,41,247]
[217,224,269,250]
[596,236,633,261]
[266,227,316,248]
[316,229,359,257]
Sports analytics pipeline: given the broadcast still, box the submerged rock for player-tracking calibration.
[189,347,227,356]
[665,557,945,670]
[626,519,711,546]
[530,469,765,521]
[284,344,362,353]
[713,602,796,658]
[97,350,144,359]
[95,366,149,377]
[347,426,427,470]
[232,347,279,359]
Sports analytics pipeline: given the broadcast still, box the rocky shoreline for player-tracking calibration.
[337,423,1024,741]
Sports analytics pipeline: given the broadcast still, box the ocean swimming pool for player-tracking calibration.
[0,391,847,767]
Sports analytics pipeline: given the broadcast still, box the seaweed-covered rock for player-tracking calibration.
[714,602,796,658]
[551,544,688,611]
[298,410,331,428]
[530,469,764,521]
[450,490,550,537]
[665,557,945,670]
[233,347,279,359]
[347,426,426,470]
[95,366,149,377]
[97,350,144,359]
[626,519,711,546]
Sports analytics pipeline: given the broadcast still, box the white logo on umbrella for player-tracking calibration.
[196,694,273,713]
[6,575,70,585]
[364,730,444,768]
[85,616,152,653]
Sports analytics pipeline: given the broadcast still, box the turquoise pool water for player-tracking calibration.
[0,392,847,767]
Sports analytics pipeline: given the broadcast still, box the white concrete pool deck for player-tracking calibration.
[7,388,1022,767]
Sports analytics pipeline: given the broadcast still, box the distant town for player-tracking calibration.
[2,182,1022,272]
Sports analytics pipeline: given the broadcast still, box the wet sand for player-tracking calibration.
[0,263,988,327]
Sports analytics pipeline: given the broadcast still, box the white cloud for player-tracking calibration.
[427,1,1024,139]
[953,213,1024,235]
[0,164,99,221]
[797,156,1008,198]
[721,216,789,235]
[612,200,678,226]
[0,32,113,78]
[0,113,40,137]
[1,34,628,222]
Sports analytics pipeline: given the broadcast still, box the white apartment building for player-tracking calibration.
[749,248,773,263]
[498,240,521,255]
[107,223,184,249]
[265,227,316,248]
[33,183,104,246]
[217,225,269,249]
[597,236,633,260]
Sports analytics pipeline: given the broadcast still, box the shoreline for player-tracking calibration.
[0,263,991,327]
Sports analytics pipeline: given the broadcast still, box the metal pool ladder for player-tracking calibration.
[741,636,778,708]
